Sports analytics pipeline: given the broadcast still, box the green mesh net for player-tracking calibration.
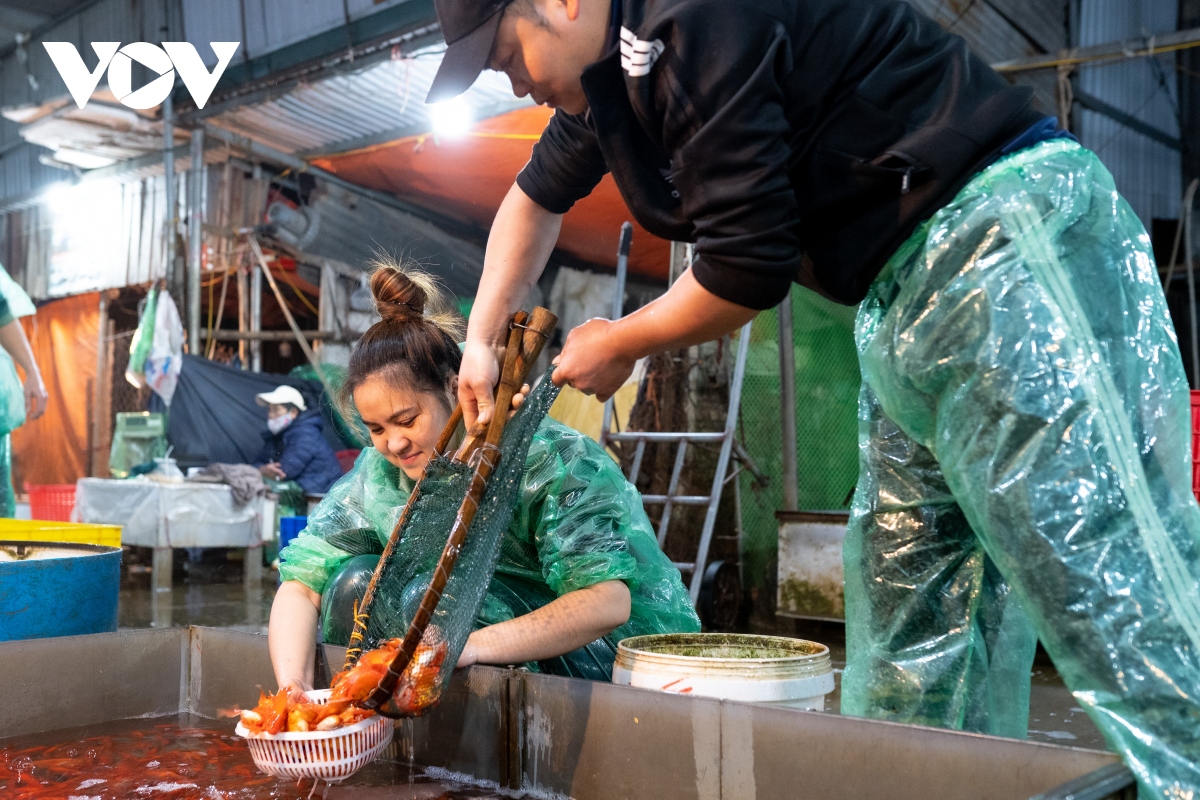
[284,367,701,684]
[354,369,563,701]
[737,290,861,590]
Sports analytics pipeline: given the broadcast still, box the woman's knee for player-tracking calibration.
[319,554,380,646]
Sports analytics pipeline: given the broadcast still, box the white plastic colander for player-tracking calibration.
[235,689,393,782]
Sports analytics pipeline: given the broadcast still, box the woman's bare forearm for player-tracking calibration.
[268,580,321,692]
[459,580,631,666]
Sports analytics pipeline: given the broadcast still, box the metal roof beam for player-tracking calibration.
[1074,89,1182,152]
[993,26,1200,73]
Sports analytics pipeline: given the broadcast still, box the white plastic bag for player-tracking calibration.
[143,291,184,406]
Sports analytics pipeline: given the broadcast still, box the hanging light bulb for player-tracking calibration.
[428,96,473,139]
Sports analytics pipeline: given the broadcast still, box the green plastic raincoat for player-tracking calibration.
[280,416,700,679]
[0,265,34,518]
[843,139,1200,798]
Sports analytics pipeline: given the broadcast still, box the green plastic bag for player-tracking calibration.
[842,139,1200,798]
[125,285,159,386]
[0,262,35,436]
[0,350,25,435]
[0,433,14,518]
[0,265,35,320]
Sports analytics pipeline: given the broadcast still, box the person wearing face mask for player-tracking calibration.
[267,262,698,697]
[252,386,343,495]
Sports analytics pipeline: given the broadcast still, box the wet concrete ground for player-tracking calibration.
[117,548,1110,751]
[760,617,1109,750]
[119,548,277,633]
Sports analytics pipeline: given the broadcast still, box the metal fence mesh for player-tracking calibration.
[737,289,861,594]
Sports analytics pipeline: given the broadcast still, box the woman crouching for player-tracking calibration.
[268,263,699,694]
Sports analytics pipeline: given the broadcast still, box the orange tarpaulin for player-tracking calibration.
[313,106,671,281]
[12,292,100,489]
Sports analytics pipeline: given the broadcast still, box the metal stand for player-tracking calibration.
[598,227,754,626]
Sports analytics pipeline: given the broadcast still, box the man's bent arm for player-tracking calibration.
[461,182,563,427]
[552,269,760,399]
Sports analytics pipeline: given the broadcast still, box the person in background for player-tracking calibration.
[0,269,46,517]
[253,386,342,495]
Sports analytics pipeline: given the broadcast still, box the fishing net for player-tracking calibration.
[291,412,702,673]
[348,368,562,708]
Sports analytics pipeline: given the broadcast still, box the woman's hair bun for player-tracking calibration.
[370,263,427,321]
[342,257,465,415]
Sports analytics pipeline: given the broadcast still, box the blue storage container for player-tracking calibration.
[0,541,120,641]
[279,516,308,552]
[277,517,308,587]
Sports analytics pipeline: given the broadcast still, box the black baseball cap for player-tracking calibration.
[427,0,514,103]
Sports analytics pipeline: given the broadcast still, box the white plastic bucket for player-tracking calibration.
[613,633,834,710]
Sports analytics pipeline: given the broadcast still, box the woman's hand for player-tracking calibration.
[23,372,47,421]
[0,320,47,421]
[260,462,286,480]
[278,677,313,703]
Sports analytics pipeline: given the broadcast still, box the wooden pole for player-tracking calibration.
[246,234,328,386]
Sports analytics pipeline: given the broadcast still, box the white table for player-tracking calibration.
[75,478,271,595]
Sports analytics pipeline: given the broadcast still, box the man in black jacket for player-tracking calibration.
[432,0,1200,793]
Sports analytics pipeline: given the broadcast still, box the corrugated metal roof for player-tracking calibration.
[205,47,532,156]
[182,0,416,65]
[0,0,442,205]
[1077,0,1180,225]
[904,0,1067,115]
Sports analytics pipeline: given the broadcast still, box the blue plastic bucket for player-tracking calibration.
[0,541,121,641]
[277,517,308,586]
[279,516,308,554]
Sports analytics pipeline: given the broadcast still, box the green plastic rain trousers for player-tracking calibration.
[842,139,1200,799]
[280,416,700,678]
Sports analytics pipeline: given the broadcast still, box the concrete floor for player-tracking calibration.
[116,548,1110,751]
[763,617,1109,750]
[119,548,277,633]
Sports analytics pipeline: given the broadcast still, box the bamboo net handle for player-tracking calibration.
[365,307,557,713]
[342,400,463,669]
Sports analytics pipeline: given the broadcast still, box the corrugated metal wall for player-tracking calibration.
[0,0,428,204]
[1077,0,1181,225]
[907,0,1068,115]
[3,172,181,299]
